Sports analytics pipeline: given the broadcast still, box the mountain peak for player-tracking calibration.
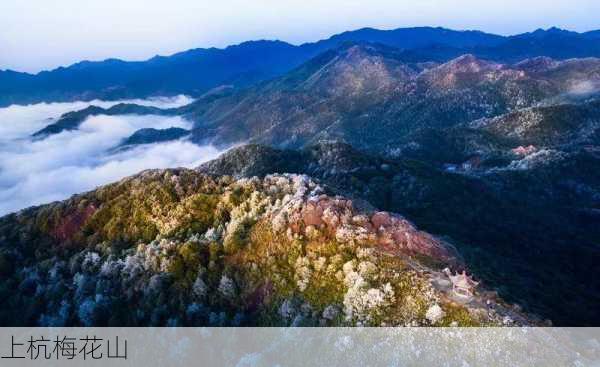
[417,54,518,91]
[275,41,419,95]
[515,56,558,72]
[522,27,579,39]
[451,53,481,63]
[547,26,571,33]
[437,54,499,74]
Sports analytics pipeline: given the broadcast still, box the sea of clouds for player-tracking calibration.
[0,96,222,216]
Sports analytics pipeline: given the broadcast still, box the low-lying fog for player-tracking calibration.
[0,96,222,216]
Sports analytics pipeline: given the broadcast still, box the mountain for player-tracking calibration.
[180,43,600,153]
[0,40,310,107]
[311,26,505,50]
[396,98,600,166]
[584,30,600,39]
[119,127,190,147]
[197,141,600,326]
[32,103,176,137]
[0,168,538,326]
[393,100,599,167]
[2,26,600,107]
[470,100,600,147]
[32,105,108,137]
[480,27,600,61]
[38,42,599,152]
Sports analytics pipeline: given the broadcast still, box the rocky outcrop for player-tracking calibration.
[50,204,97,242]
[274,193,458,264]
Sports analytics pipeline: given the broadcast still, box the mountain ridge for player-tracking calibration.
[30,44,600,154]
[181,44,600,152]
[3,26,600,107]
[0,167,540,326]
[195,141,600,326]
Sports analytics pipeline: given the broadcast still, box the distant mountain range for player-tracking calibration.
[181,44,600,152]
[2,26,600,107]
[34,42,600,151]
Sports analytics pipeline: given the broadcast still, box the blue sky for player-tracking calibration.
[1,0,599,73]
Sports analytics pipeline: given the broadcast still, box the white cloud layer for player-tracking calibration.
[0,95,193,140]
[0,96,221,216]
[568,80,600,95]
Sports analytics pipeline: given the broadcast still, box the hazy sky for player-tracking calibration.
[1,0,599,73]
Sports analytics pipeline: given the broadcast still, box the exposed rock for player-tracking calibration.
[50,204,97,242]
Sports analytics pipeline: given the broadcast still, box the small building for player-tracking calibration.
[512,145,537,156]
[461,156,482,171]
[444,268,479,298]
